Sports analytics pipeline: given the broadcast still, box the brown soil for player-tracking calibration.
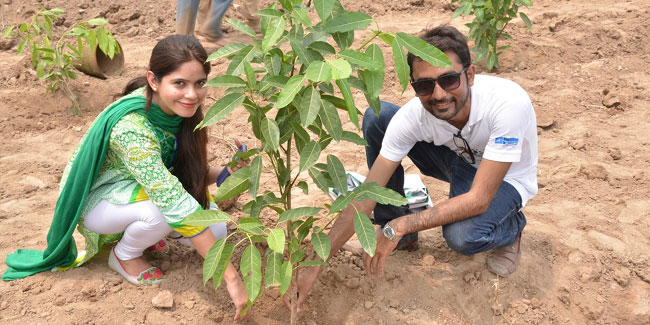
[1,0,649,324]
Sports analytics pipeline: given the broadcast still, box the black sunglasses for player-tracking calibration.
[410,67,468,96]
[453,131,475,164]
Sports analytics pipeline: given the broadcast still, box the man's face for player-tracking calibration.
[411,51,475,124]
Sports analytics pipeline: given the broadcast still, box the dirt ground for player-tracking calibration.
[1,0,649,324]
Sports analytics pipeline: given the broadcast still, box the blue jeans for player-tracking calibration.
[176,0,233,40]
[362,102,526,255]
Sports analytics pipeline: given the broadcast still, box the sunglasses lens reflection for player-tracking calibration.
[411,74,461,96]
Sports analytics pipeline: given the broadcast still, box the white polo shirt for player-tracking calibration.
[380,74,538,206]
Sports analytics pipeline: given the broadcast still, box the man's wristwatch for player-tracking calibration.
[382,223,399,242]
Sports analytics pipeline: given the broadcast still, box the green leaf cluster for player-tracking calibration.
[451,0,533,71]
[2,9,121,114]
[192,0,446,310]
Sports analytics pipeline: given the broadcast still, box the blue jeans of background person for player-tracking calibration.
[362,101,527,255]
[176,0,233,40]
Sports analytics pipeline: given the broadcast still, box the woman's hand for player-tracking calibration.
[229,139,250,173]
[224,262,251,322]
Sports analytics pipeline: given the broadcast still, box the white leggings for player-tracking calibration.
[83,199,227,260]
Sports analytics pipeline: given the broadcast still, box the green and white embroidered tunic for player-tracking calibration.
[57,90,206,270]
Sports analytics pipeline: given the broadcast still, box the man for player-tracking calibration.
[287,25,538,310]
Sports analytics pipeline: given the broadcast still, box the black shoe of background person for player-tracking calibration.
[396,232,419,251]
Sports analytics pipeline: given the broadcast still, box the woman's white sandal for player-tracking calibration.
[108,247,165,285]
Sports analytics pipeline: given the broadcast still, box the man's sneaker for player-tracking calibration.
[396,232,419,251]
[487,234,522,277]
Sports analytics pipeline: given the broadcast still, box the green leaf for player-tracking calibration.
[391,37,409,92]
[299,141,321,173]
[207,43,247,61]
[205,75,246,88]
[326,59,352,80]
[278,207,322,223]
[264,252,283,288]
[396,32,452,69]
[296,181,309,194]
[279,261,292,295]
[263,49,283,76]
[338,49,382,70]
[49,8,65,15]
[520,12,532,30]
[308,167,330,194]
[308,41,336,55]
[354,210,376,256]
[300,260,328,267]
[183,209,232,226]
[240,245,262,301]
[203,238,226,285]
[313,0,334,21]
[329,192,354,213]
[226,18,257,37]
[212,243,235,288]
[197,93,245,129]
[214,165,251,202]
[257,8,283,18]
[341,131,367,146]
[261,118,280,151]
[262,17,286,53]
[299,86,322,127]
[227,45,260,75]
[487,52,497,71]
[289,36,313,66]
[274,74,306,109]
[327,154,348,195]
[239,217,265,235]
[332,31,354,50]
[311,231,331,261]
[87,18,107,26]
[2,26,14,38]
[305,61,332,82]
[292,7,312,28]
[244,61,257,89]
[335,79,359,129]
[323,12,372,33]
[319,99,343,141]
[249,156,262,198]
[290,248,305,265]
[267,228,286,254]
[353,182,408,206]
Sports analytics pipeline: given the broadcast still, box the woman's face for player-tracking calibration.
[148,60,208,118]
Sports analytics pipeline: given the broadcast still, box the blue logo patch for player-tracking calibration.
[495,137,519,145]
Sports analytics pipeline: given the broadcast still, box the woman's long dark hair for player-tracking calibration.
[119,35,211,208]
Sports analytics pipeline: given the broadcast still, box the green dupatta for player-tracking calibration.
[2,91,182,281]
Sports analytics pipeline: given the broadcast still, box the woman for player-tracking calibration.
[3,35,250,321]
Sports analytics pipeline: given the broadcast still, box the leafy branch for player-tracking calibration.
[451,0,533,71]
[185,0,450,322]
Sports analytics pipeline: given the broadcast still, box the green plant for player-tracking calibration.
[2,8,120,115]
[451,0,532,71]
[184,0,450,322]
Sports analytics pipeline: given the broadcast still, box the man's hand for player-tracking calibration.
[282,264,323,312]
[364,227,401,278]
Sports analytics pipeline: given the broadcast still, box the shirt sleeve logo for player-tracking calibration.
[495,137,519,145]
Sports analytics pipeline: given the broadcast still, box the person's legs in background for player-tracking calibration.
[194,0,234,41]
[176,0,200,36]
[239,0,261,33]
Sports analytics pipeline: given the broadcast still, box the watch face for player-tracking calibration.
[383,225,395,240]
